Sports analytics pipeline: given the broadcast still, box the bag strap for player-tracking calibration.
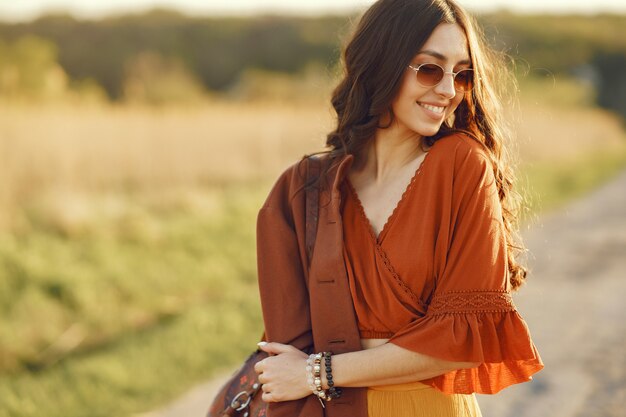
[258,156,321,345]
[305,155,321,267]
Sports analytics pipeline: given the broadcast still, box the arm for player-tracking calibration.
[384,136,543,394]
[256,161,313,352]
[254,162,317,412]
[255,341,478,402]
[323,342,478,388]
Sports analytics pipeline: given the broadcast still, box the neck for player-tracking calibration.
[354,121,426,184]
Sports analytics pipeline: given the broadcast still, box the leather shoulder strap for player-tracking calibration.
[305,155,322,268]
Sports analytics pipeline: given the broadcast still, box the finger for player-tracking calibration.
[261,383,271,393]
[253,359,265,374]
[261,391,275,403]
[257,373,267,384]
[257,342,297,355]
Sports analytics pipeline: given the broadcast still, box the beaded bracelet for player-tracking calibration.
[324,351,343,400]
[306,353,325,407]
[306,354,317,393]
[313,353,327,403]
[305,351,343,407]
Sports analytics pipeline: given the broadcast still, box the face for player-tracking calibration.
[389,23,471,137]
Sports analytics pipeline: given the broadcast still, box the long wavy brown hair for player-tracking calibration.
[298,0,528,291]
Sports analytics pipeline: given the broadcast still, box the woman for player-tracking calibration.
[253,0,544,416]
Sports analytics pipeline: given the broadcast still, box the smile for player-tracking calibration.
[417,102,445,114]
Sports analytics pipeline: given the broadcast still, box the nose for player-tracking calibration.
[434,72,457,99]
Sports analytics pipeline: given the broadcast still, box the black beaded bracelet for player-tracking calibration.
[324,351,343,400]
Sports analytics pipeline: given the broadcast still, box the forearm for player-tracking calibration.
[323,342,478,388]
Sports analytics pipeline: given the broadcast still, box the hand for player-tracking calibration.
[253,342,311,403]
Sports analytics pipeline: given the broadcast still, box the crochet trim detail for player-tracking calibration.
[427,290,515,315]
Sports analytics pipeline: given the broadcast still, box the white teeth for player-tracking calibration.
[418,102,445,114]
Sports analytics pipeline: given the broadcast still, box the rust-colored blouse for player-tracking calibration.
[341,133,543,395]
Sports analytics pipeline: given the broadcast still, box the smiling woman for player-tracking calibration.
[251,1,544,417]
[387,23,471,137]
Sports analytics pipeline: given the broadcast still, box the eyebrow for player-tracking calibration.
[416,50,471,65]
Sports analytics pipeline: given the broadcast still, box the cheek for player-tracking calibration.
[395,72,421,104]
[391,88,415,115]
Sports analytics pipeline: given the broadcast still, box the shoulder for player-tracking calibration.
[430,132,490,161]
[429,132,493,177]
[260,158,308,212]
[258,153,331,230]
[260,151,335,216]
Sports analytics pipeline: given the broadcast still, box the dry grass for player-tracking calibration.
[511,99,626,163]
[0,100,330,188]
[0,77,625,231]
[0,100,333,229]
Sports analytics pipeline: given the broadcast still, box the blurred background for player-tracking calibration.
[0,1,625,417]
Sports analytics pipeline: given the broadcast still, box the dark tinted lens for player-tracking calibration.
[416,64,443,86]
[454,69,474,92]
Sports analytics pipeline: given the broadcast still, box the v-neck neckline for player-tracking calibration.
[345,151,430,246]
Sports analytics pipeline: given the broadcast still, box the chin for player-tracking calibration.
[411,124,440,137]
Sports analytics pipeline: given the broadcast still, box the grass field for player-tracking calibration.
[0,76,625,417]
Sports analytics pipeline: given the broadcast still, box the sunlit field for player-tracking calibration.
[1,77,624,216]
[0,75,625,417]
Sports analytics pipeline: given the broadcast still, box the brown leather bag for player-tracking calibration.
[207,155,322,417]
[207,348,269,417]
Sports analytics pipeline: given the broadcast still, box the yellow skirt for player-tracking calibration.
[367,380,482,417]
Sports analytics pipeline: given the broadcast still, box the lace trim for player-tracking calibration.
[427,290,515,315]
[345,150,429,244]
[344,178,428,312]
[374,244,427,311]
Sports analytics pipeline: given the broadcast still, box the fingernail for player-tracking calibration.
[257,341,268,347]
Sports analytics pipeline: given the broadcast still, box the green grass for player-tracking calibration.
[1,146,626,417]
[516,74,597,108]
[0,183,268,417]
[0,302,261,417]
[520,145,626,218]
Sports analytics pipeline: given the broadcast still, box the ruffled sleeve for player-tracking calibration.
[388,136,544,394]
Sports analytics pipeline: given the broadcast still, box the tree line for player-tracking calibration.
[0,9,624,118]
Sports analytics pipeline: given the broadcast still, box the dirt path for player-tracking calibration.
[141,169,626,417]
[477,169,626,417]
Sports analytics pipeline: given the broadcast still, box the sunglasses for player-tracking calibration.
[407,63,475,93]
